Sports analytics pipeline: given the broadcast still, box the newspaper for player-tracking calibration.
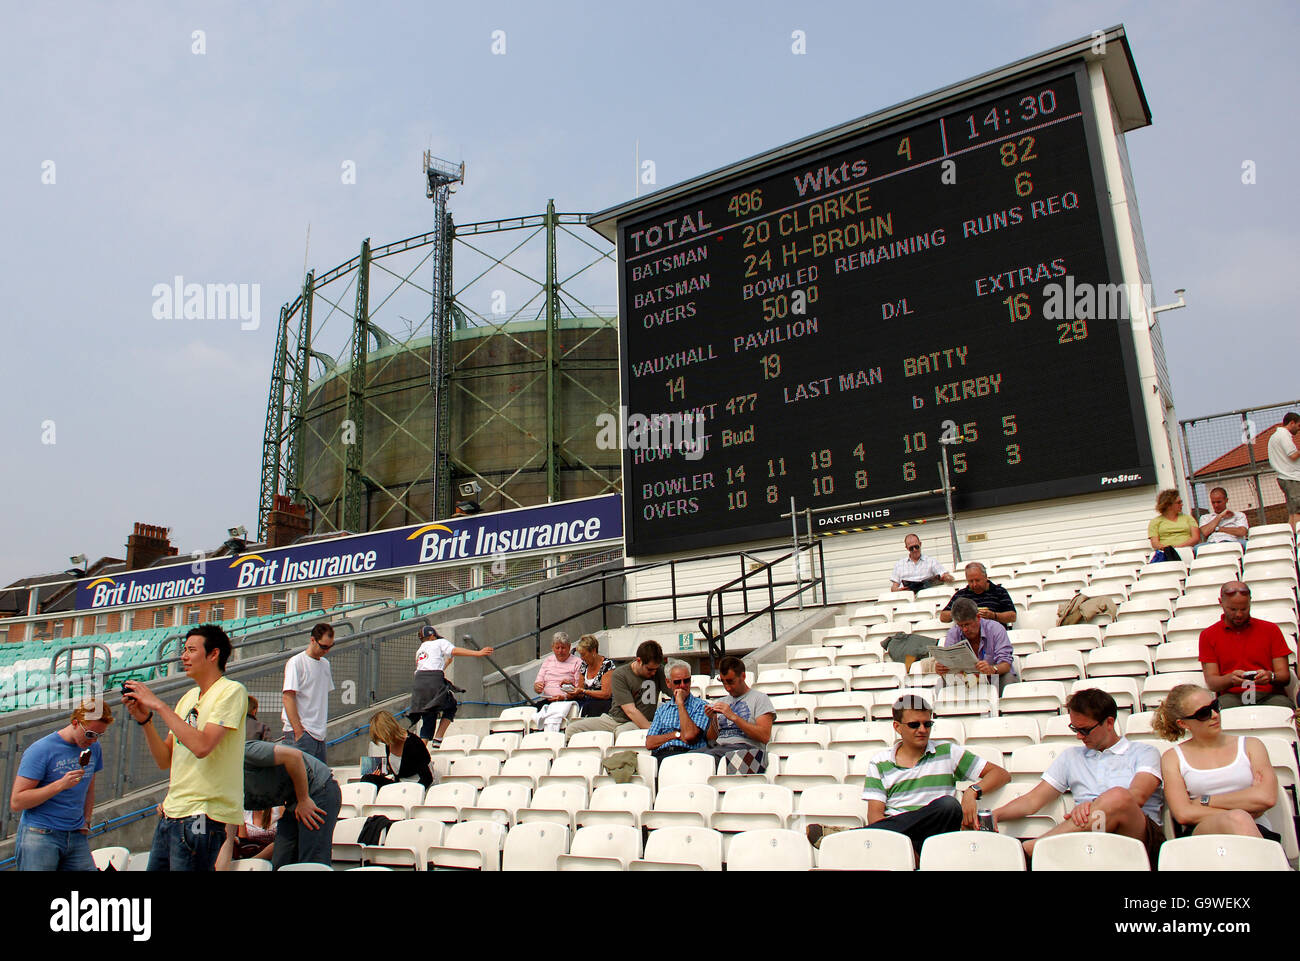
[926,639,978,672]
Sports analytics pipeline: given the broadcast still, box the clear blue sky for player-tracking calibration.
[2,1,1296,586]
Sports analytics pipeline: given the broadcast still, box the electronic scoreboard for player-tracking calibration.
[608,64,1154,557]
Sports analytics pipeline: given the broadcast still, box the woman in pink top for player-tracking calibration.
[532,632,582,732]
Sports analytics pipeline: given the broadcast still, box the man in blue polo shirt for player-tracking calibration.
[10,698,114,871]
[991,687,1165,865]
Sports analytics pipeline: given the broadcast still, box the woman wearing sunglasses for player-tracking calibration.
[1154,684,1281,841]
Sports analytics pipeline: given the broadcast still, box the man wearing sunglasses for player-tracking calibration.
[282,622,336,763]
[890,534,955,593]
[645,661,714,760]
[806,695,1008,854]
[10,698,114,871]
[990,688,1165,865]
[1199,581,1293,709]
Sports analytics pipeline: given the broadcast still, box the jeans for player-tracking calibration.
[271,779,342,868]
[290,731,329,764]
[147,814,228,871]
[15,821,96,871]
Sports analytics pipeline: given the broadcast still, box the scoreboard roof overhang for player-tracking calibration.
[588,25,1148,241]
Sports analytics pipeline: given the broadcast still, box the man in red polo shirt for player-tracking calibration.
[1199,581,1293,709]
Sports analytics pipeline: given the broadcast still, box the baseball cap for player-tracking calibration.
[418,625,442,640]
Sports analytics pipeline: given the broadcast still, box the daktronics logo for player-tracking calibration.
[1100,473,1143,485]
[817,508,892,527]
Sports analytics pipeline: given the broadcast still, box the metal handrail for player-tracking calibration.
[697,540,826,667]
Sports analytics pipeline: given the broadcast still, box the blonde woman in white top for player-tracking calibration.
[1153,684,1281,841]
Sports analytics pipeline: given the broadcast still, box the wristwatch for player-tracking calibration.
[1199,795,1211,806]
[970,785,983,800]
[673,730,682,740]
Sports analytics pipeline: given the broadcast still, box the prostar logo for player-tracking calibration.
[1100,473,1142,485]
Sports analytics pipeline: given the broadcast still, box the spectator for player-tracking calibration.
[1266,413,1300,530]
[532,631,582,733]
[364,710,432,789]
[645,661,713,760]
[245,695,271,742]
[806,694,1008,853]
[939,562,1016,625]
[281,622,335,763]
[10,698,113,871]
[239,741,342,867]
[991,688,1164,865]
[573,634,615,717]
[124,624,249,871]
[932,597,1017,691]
[1147,488,1200,560]
[564,640,667,740]
[409,625,494,747]
[1197,487,1248,547]
[890,534,954,593]
[1153,684,1281,842]
[701,655,774,770]
[1199,581,1292,708]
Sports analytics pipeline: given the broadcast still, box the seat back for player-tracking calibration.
[658,752,717,789]
[918,831,1027,870]
[636,826,723,870]
[724,828,813,870]
[1030,833,1150,870]
[501,822,570,871]
[1158,835,1290,871]
[814,827,914,870]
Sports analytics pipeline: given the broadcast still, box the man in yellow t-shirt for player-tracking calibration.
[124,624,247,871]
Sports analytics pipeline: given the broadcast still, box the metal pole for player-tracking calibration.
[790,497,803,610]
[1242,412,1268,525]
[939,447,961,567]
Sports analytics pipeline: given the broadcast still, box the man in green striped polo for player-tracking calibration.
[808,694,1008,854]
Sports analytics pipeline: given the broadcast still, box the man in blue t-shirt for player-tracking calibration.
[11,698,115,871]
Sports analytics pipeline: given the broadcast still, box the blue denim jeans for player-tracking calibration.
[15,820,96,871]
[290,731,329,765]
[271,778,342,868]
[146,814,228,871]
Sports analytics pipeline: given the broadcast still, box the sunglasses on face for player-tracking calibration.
[668,679,692,686]
[1182,698,1222,723]
[315,641,334,651]
[902,719,934,729]
[81,728,101,740]
[907,545,921,551]
[1069,720,1102,737]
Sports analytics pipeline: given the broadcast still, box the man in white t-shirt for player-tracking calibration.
[410,625,494,745]
[1198,487,1249,546]
[1267,413,1300,529]
[282,623,336,763]
[890,534,954,593]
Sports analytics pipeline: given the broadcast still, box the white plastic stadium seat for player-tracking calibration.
[657,753,715,790]
[489,706,536,735]
[1101,619,1164,648]
[1020,650,1085,683]
[410,781,478,823]
[642,783,718,830]
[630,826,723,871]
[1070,677,1142,714]
[361,781,426,819]
[787,647,836,671]
[793,784,871,829]
[428,820,507,871]
[1030,833,1150,871]
[473,732,521,761]
[774,750,850,791]
[459,783,532,826]
[91,846,130,871]
[577,783,652,829]
[361,818,444,870]
[1041,626,1102,653]
[814,827,914,870]
[557,824,642,871]
[919,831,1026,870]
[997,681,1067,716]
[1083,645,1152,679]
[501,821,570,871]
[1158,835,1290,871]
[516,782,588,831]
[711,784,796,833]
[725,829,813,871]
[339,781,377,818]
[231,858,273,871]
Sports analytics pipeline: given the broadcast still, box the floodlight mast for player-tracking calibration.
[425,152,465,520]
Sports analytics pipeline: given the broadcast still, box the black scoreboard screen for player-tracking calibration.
[615,65,1153,557]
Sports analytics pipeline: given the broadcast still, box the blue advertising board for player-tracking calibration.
[76,494,623,611]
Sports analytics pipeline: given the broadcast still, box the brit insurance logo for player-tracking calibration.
[408,524,472,562]
[86,573,204,608]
